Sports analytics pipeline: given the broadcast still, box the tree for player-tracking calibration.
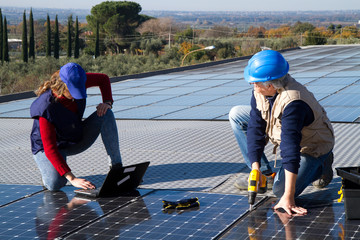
[54,15,60,59]
[74,16,79,58]
[0,9,3,63]
[292,21,315,34]
[327,23,335,34]
[67,15,72,58]
[21,10,28,63]
[46,14,51,57]
[305,30,327,45]
[137,18,173,37]
[2,16,9,62]
[247,26,266,38]
[95,21,100,58]
[86,1,151,53]
[29,8,35,60]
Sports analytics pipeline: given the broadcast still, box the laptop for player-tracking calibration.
[74,161,150,198]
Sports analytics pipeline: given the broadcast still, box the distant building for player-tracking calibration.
[8,39,22,50]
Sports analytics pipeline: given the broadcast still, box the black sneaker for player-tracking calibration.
[312,152,334,189]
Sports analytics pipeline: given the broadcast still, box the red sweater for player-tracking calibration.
[39,73,113,176]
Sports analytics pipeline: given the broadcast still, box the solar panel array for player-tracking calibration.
[1,45,360,122]
[1,45,360,239]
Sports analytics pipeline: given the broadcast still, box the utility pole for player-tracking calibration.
[168,25,171,49]
[192,24,195,45]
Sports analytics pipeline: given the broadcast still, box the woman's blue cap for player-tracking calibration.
[59,63,87,99]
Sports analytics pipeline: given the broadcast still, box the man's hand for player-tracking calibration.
[274,195,307,216]
[96,102,111,117]
[64,172,96,190]
[273,169,307,216]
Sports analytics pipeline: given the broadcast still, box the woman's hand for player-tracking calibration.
[64,172,96,189]
[96,102,112,117]
[69,178,96,190]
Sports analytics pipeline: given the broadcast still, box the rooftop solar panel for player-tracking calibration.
[1,45,360,123]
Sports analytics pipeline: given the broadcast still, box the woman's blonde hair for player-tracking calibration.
[35,70,68,97]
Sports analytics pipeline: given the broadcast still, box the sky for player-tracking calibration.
[1,0,359,11]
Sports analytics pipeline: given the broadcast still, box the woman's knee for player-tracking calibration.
[43,177,67,191]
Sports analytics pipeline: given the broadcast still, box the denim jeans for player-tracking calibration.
[229,105,273,175]
[33,109,122,191]
[229,105,332,198]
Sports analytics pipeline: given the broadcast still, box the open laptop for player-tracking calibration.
[74,161,150,198]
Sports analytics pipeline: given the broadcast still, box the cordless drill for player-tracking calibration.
[248,169,267,211]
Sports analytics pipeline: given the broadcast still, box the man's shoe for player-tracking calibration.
[312,152,334,189]
[234,176,248,190]
[265,172,276,190]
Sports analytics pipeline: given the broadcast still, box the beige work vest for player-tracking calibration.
[254,75,334,157]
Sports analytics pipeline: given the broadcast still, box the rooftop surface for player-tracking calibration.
[1,45,360,239]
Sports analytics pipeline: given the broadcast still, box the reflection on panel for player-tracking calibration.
[221,198,359,240]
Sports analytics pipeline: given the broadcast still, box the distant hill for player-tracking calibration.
[1,6,360,29]
[0,6,90,25]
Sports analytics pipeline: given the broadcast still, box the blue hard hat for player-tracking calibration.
[244,50,289,83]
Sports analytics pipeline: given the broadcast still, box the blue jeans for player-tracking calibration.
[229,105,331,198]
[33,109,122,191]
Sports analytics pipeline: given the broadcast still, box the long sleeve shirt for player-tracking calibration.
[247,92,314,174]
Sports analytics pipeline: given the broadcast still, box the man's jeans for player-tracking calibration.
[229,105,332,198]
[33,109,122,191]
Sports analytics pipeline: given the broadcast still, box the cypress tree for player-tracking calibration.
[46,14,51,57]
[29,8,35,60]
[3,16,9,62]
[95,21,100,58]
[21,10,28,63]
[74,16,79,58]
[0,9,3,63]
[67,15,72,58]
[53,15,59,59]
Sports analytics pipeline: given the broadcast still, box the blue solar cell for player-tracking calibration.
[148,86,208,95]
[191,86,247,96]
[114,105,188,119]
[111,80,161,88]
[84,105,136,118]
[327,71,360,77]
[0,109,30,118]
[113,87,167,95]
[147,80,199,87]
[114,95,175,106]
[0,99,33,114]
[203,94,252,106]
[222,80,250,87]
[209,74,243,80]
[0,185,43,206]
[152,95,221,106]
[291,72,330,78]
[183,80,235,87]
[294,77,318,85]
[86,95,129,106]
[324,106,360,122]
[141,74,186,80]
[339,85,360,94]
[155,106,231,120]
[175,74,222,80]
[307,77,359,86]
[306,85,344,94]
[320,94,360,107]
